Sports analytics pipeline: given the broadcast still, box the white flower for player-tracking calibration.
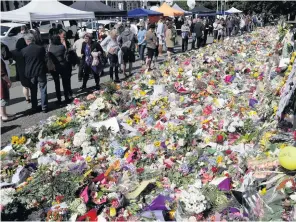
[228,124,236,133]
[285,181,293,188]
[0,188,15,206]
[73,132,88,147]
[89,98,105,111]
[290,193,296,201]
[82,146,97,158]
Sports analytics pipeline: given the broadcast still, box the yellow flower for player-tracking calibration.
[110,207,116,217]
[159,110,166,116]
[273,106,278,114]
[140,90,146,96]
[248,111,257,117]
[204,137,211,144]
[11,136,19,144]
[85,156,92,163]
[279,143,287,149]
[26,177,33,182]
[148,79,155,86]
[253,72,259,78]
[259,187,267,195]
[179,96,184,102]
[216,156,223,164]
[178,67,184,73]
[187,109,192,114]
[126,119,133,126]
[154,141,161,147]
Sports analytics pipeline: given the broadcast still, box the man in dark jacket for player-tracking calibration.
[118,21,138,77]
[22,33,48,113]
[193,18,204,49]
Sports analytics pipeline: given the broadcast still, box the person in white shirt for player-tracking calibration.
[213,19,219,41]
[72,32,85,82]
[156,17,165,56]
[101,30,120,82]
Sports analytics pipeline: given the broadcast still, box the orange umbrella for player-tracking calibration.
[155,2,184,17]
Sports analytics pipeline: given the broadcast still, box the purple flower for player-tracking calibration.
[249,98,258,108]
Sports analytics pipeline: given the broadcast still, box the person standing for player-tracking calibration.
[101,29,120,83]
[145,24,158,71]
[78,34,104,91]
[193,18,204,49]
[1,43,13,121]
[191,19,197,49]
[49,23,59,42]
[137,23,147,65]
[118,21,138,77]
[203,18,209,46]
[165,23,175,61]
[97,25,107,43]
[48,35,71,104]
[156,17,165,56]
[12,26,31,104]
[213,19,219,42]
[181,20,190,52]
[73,32,85,82]
[22,33,48,113]
[226,17,233,37]
[217,20,224,41]
[58,30,72,97]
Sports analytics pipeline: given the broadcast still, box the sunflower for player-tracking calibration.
[154,141,161,147]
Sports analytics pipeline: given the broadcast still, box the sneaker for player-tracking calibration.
[42,109,48,113]
[114,79,121,83]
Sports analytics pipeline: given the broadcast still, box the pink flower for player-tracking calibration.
[73,98,81,105]
[86,94,96,100]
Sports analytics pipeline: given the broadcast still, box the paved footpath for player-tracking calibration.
[1,36,213,146]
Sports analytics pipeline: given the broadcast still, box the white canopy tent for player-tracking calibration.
[226,7,242,14]
[172,3,192,15]
[1,0,95,28]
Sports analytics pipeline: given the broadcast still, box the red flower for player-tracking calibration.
[294,131,296,141]
[216,134,224,144]
[225,149,232,155]
[203,105,213,115]
[111,199,120,208]
[211,166,218,173]
[136,168,144,174]
[41,147,46,154]
[55,195,64,203]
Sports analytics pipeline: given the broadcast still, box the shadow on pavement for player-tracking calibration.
[1,125,20,134]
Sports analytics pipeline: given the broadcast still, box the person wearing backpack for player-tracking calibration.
[48,35,72,104]
[118,21,138,77]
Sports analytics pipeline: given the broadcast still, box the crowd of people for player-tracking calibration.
[0,13,277,121]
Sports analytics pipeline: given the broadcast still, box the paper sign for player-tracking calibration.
[153,85,165,96]
[90,117,120,133]
[126,179,156,199]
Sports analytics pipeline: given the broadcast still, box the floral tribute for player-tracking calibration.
[1,26,296,221]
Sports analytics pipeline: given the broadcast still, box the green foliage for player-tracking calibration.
[16,166,82,207]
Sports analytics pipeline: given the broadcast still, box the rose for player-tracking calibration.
[216,134,224,144]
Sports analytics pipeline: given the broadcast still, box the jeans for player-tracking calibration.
[78,57,84,81]
[82,64,102,89]
[182,37,188,52]
[30,74,48,110]
[139,44,146,62]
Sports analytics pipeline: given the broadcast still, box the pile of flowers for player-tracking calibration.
[1,26,296,221]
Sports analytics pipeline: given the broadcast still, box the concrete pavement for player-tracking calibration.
[1,36,214,146]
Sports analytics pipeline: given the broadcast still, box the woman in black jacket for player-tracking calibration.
[78,33,104,91]
[12,25,31,104]
[48,35,71,104]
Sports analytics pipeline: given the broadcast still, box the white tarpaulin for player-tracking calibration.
[1,0,94,22]
[226,7,242,14]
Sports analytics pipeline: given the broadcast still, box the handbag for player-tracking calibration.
[46,45,56,72]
